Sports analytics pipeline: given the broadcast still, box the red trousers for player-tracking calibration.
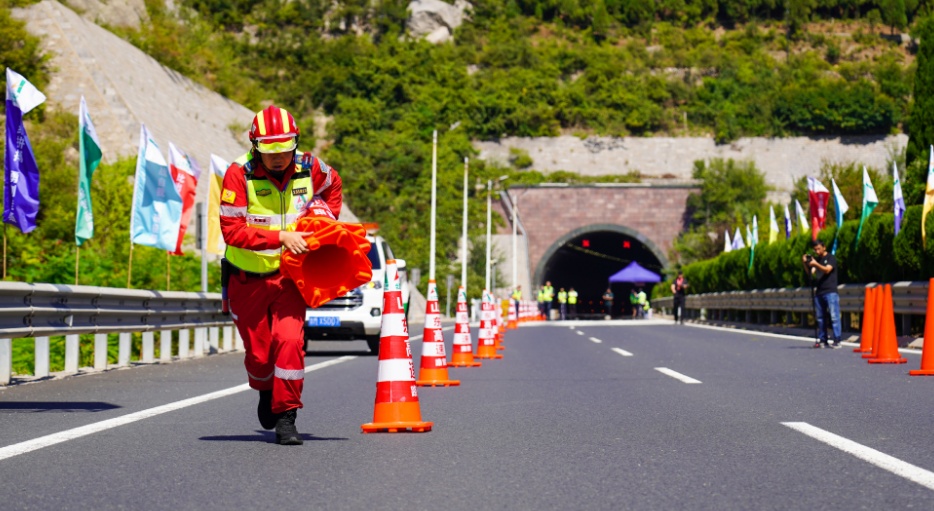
[229,272,306,414]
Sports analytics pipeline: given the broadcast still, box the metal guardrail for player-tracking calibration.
[0,282,237,386]
[653,281,929,323]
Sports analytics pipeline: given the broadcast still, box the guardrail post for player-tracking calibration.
[222,326,232,352]
[178,329,190,359]
[900,314,911,337]
[141,332,154,363]
[235,328,244,351]
[93,334,107,370]
[160,330,172,362]
[209,327,219,354]
[35,336,50,377]
[194,328,205,358]
[0,338,11,385]
[64,334,80,374]
[118,332,131,366]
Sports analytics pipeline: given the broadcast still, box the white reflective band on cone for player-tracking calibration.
[455,312,468,323]
[377,359,416,382]
[423,342,446,357]
[479,328,492,338]
[380,313,407,337]
[425,314,441,328]
[453,333,471,344]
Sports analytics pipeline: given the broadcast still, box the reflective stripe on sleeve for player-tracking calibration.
[247,370,274,382]
[220,205,247,217]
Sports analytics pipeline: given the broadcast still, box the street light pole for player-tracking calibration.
[485,179,492,292]
[461,157,468,288]
[512,192,518,292]
[429,130,437,282]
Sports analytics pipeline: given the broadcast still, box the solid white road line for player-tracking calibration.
[654,367,702,384]
[611,347,633,357]
[0,356,357,462]
[782,422,934,491]
[589,337,603,344]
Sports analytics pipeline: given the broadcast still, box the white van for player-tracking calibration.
[303,234,407,354]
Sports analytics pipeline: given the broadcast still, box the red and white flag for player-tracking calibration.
[168,142,199,255]
[807,176,830,241]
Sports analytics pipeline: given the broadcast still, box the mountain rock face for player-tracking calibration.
[406,0,471,43]
[60,0,150,28]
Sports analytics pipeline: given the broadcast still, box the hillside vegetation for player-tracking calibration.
[0,0,927,297]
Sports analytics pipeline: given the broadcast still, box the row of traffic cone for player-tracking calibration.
[361,260,512,433]
[854,283,906,364]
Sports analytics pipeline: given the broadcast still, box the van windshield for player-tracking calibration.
[367,244,381,270]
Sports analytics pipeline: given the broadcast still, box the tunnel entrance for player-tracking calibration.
[538,228,665,319]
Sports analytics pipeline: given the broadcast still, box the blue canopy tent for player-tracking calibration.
[608,261,661,284]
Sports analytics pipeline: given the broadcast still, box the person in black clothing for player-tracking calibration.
[802,240,842,349]
[670,271,688,324]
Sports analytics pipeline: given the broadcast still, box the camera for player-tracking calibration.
[804,254,813,264]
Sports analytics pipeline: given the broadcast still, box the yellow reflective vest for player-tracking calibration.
[225,153,313,273]
[568,290,578,304]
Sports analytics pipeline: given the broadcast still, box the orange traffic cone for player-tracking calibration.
[416,280,460,387]
[910,278,934,375]
[862,285,886,359]
[475,290,503,359]
[280,215,372,308]
[854,285,877,354]
[868,284,907,364]
[361,259,433,433]
[449,286,481,367]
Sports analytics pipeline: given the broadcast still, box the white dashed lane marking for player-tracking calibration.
[611,347,633,357]
[654,367,702,384]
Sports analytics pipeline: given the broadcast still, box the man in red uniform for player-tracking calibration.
[220,105,342,445]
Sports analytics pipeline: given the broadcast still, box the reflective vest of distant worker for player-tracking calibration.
[557,289,568,320]
[537,288,546,317]
[220,105,342,445]
[567,288,578,319]
[511,287,522,316]
[542,283,555,320]
[637,289,648,318]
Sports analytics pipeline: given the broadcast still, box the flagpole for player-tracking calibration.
[166,252,171,291]
[127,243,134,289]
[75,246,79,285]
[2,224,6,280]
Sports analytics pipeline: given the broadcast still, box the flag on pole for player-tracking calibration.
[830,178,848,254]
[746,224,752,247]
[167,142,199,255]
[769,206,778,244]
[746,223,755,270]
[856,166,878,246]
[732,226,745,250]
[784,204,792,239]
[752,215,759,246]
[75,96,102,246]
[795,199,809,234]
[724,229,732,253]
[130,125,182,251]
[206,154,229,255]
[807,176,830,241]
[924,146,934,248]
[893,162,905,237]
[3,69,45,234]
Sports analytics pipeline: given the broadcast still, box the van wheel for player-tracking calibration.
[365,335,380,356]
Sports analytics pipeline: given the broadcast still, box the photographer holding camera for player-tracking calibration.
[802,240,842,349]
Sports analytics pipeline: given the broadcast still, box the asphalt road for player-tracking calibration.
[0,320,932,510]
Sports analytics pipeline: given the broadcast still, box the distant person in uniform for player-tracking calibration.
[671,271,688,324]
[602,288,614,319]
[543,281,555,320]
[630,288,639,319]
[568,287,578,319]
[636,287,647,319]
[557,287,568,320]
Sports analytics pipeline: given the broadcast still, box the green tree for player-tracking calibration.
[879,0,908,34]
[905,14,934,204]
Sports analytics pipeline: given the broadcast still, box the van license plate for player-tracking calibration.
[307,317,340,327]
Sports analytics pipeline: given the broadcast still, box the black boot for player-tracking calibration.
[275,409,303,445]
[257,390,281,430]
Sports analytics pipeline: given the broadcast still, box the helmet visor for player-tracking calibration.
[254,135,297,154]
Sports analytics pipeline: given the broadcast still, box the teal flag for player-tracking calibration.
[75,96,102,245]
[130,124,182,251]
[856,167,878,246]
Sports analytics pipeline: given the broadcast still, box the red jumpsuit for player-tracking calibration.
[220,152,342,414]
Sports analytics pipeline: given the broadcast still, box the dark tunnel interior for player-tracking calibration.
[540,230,664,319]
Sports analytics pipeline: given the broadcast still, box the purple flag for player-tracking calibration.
[3,98,40,233]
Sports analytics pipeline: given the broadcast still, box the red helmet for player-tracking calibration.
[249,105,299,153]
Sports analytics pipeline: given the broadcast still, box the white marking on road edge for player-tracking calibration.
[589,337,603,344]
[654,367,702,384]
[782,422,934,491]
[611,347,633,357]
[685,323,920,355]
[577,331,585,336]
[0,356,357,462]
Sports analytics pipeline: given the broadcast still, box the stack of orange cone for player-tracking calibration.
[868,283,907,364]
[862,285,886,359]
[449,286,481,367]
[909,278,934,375]
[475,290,503,359]
[361,259,433,433]
[280,214,373,308]
[854,285,877,354]
[416,280,459,386]
[507,299,518,330]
